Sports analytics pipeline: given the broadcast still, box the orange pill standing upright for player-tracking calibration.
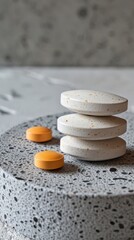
[34,150,64,170]
[26,126,52,142]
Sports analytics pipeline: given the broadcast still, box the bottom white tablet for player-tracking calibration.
[60,136,126,161]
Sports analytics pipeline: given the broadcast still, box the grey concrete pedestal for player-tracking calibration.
[0,112,134,240]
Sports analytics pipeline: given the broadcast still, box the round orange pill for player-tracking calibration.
[34,150,64,170]
[26,126,52,142]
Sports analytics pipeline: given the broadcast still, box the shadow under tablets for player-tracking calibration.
[50,162,79,174]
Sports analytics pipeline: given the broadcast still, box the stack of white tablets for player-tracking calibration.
[57,90,128,161]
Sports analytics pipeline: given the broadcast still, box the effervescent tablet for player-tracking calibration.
[61,90,128,116]
[60,136,126,161]
[57,113,127,140]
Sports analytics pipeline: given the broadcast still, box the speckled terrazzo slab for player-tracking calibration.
[0,112,134,240]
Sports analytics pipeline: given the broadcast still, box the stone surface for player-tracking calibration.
[0,112,134,240]
[0,220,29,240]
[0,1,134,66]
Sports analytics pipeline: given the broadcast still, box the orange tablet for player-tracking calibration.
[26,126,52,142]
[34,150,64,170]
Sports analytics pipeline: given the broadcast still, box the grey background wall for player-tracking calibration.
[0,0,134,66]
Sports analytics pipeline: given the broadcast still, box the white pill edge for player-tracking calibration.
[57,115,127,140]
[60,136,126,161]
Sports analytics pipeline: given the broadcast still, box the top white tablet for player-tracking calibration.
[61,90,128,116]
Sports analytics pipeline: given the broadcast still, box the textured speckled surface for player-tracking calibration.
[0,112,134,240]
[0,1,134,66]
[0,220,29,240]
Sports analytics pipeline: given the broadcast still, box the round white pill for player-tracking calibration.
[60,136,126,161]
[57,114,127,140]
[61,90,128,116]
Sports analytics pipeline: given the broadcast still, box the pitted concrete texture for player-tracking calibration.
[0,220,30,240]
[0,112,134,240]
